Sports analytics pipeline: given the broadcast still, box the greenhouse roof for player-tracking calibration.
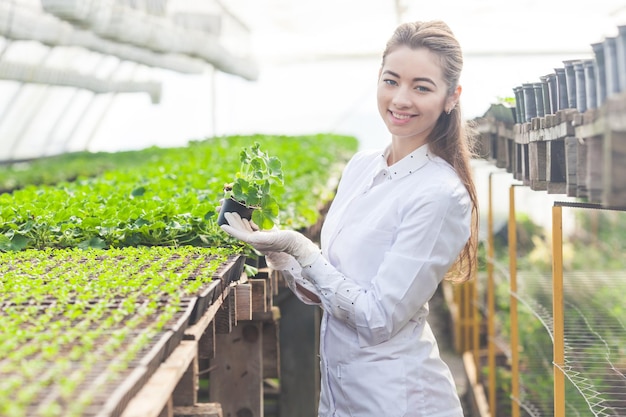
[1,0,625,161]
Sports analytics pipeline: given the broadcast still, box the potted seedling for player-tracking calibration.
[217,142,284,230]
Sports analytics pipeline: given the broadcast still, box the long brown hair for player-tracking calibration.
[382,20,479,283]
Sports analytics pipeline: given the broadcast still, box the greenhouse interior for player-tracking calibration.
[1,1,626,416]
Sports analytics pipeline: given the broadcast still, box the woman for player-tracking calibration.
[220,20,479,417]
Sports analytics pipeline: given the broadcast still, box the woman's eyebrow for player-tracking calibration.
[413,77,437,86]
[382,70,437,87]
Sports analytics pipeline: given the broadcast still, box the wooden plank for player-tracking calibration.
[480,127,492,163]
[495,135,507,168]
[529,140,547,191]
[172,355,198,406]
[235,283,253,321]
[576,137,589,199]
[521,143,530,186]
[210,322,264,417]
[158,398,173,417]
[198,321,215,360]
[270,269,280,296]
[603,98,626,206]
[513,143,523,181]
[462,352,491,417]
[575,110,605,139]
[564,137,579,197]
[174,403,223,417]
[121,340,198,417]
[505,137,515,173]
[249,279,267,314]
[515,122,530,145]
[546,139,567,194]
[262,306,281,379]
[214,294,234,335]
[603,128,626,207]
[185,286,231,341]
[585,135,604,203]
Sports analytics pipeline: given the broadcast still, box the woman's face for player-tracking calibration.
[377,46,458,146]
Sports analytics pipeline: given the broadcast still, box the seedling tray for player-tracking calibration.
[0,246,243,417]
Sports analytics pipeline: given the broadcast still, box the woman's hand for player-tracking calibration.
[220,212,321,266]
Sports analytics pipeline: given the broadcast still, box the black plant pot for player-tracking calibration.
[217,197,255,226]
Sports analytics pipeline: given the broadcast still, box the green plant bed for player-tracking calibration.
[0,149,165,194]
[0,245,244,417]
[0,297,193,417]
[0,134,358,252]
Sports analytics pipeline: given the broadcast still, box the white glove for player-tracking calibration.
[220,212,321,267]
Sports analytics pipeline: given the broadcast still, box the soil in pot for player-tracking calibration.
[217,197,255,226]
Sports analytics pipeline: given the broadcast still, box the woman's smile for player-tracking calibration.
[389,110,416,122]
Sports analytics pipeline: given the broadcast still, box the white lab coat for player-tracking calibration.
[267,144,470,417]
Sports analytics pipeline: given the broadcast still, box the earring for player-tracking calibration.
[446,108,452,115]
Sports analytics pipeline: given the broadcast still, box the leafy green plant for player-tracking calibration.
[0,134,359,251]
[223,142,284,229]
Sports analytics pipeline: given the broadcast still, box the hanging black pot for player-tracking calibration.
[574,61,587,113]
[591,41,607,106]
[217,197,255,227]
[616,25,626,92]
[563,60,578,110]
[522,83,537,122]
[554,67,569,111]
[540,76,551,116]
[583,59,597,111]
[513,86,524,123]
[603,36,619,97]
[546,73,558,115]
[533,82,545,117]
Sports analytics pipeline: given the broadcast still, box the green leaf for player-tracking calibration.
[78,237,107,249]
[134,218,150,227]
[130,186,146,198]
[0,235,30,251]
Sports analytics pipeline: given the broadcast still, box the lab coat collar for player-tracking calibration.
[376,143,431,181]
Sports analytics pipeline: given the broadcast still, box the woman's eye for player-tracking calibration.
[415,85,431,92]
[383,79,398,86]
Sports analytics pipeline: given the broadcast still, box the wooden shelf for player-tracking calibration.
[477,93,626,207]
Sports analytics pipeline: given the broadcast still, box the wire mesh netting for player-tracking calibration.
[510,271,626,417]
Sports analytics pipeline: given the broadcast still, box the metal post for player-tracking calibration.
[453,283,462,352]
[487,172,497,416]
[552,204,565,417]
[509,186,520,417]
[472,269,480,370]
[463,281,471,352]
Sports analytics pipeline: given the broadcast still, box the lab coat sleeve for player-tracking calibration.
[301,187,471,347]
[264,252,322,305]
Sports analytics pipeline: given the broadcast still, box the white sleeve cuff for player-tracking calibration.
[265,252,321,305]
[302,256,361,328]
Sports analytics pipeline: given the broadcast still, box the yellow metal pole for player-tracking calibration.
[487,173,497,416]
[463,282,471,352]
[472,269,480,370]
[454,283,462,352]
[552,204,565,417]
[509,186,520,417]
